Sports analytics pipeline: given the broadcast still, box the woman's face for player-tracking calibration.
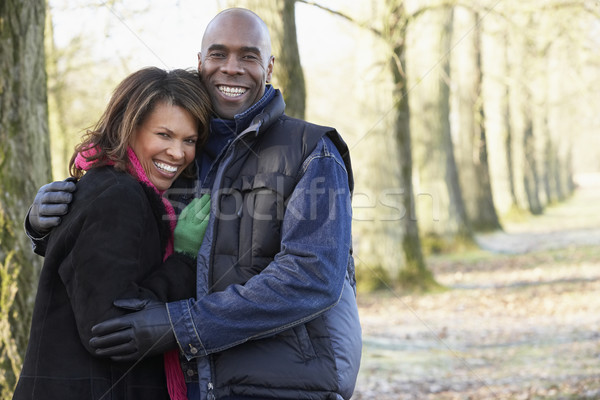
[130,102,198,191]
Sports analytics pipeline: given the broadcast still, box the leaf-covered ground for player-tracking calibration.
[353,177,600,399]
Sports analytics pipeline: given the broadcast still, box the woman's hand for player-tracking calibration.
[173,194,211,257]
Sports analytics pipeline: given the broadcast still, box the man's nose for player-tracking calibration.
[220,56,243,75]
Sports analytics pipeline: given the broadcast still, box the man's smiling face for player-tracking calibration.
[198,9,274,120]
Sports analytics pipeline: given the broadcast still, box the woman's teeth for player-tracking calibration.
[154,161,177,173]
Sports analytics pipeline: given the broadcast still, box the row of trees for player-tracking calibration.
[1,0,598,397]
[225,0,597,291]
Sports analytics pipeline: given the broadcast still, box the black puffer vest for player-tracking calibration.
[205,93,357,399]
[210,111,353,292]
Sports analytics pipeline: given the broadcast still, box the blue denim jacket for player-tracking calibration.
[167,91,360,399]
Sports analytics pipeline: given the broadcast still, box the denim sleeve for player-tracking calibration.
[167,137,353,358]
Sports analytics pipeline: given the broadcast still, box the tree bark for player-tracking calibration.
[451,6,501,232]
[499,28,518,211]
[481,15,516,218]
[512,14,543,215]
[523,116,543,215]
[275,0,306,119]
[385,0,435,289]
[0,0,51,396]
[407,3,473,250]
[45,6,72,179]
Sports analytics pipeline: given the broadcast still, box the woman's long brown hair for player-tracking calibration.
[69,67,212,179]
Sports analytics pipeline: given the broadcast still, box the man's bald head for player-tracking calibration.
[201,8,272,57]
[197,8,275,119]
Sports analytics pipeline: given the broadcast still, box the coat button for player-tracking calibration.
[189,347,198,354]
[187,369,195,377]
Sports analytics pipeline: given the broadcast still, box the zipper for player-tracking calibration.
[204,123,261,398]
[207,144,234,294]
[207,382,215,400]
[206,131,249,293]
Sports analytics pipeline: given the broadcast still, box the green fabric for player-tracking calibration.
[174,194,211,257]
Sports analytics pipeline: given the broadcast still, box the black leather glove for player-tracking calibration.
[28,179,77,234]
[89,299,177,362]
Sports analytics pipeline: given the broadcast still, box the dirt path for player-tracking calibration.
[352,175,600,399]
[476,174,600,254]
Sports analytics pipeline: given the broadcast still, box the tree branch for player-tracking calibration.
[295,0,382,37]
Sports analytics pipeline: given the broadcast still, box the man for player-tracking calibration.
[26,8,361,400]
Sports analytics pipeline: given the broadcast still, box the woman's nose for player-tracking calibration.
[166,143,184,160]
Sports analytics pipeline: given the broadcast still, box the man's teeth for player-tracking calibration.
[154,161,177,173]
[219,86,246,97]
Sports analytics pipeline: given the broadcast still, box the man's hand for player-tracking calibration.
[89,299,176,362]
[28,180,77,234]
[174,194,211,257]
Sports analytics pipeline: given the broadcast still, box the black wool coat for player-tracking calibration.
[13,166,195,400]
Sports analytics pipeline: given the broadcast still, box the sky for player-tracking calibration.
[48,0,353,72]
[50,0,219,70]
[47,0,600,178]
[47,0,363,139]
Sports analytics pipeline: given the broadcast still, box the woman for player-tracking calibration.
[13,67,211,400]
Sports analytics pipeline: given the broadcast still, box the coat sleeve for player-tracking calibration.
[24,208,49,256]
[57,181,165,354]
[127,252,197,302]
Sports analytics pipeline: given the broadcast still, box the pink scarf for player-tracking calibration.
[75,147,187,400]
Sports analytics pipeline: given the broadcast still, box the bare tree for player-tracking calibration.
[45,6,72,179]
[297,0,437,290]
[385,0,435,289]
[0,0,51,396]
[451,5,501,231]
[497,0,592,215]
[407,2,473,249]
[45,1,141,180]
[509,11,544,215]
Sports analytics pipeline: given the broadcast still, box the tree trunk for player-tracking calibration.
[275,0,305,119]
[546,12,577,201]
[481,17,516,218]
[407,3,473,251]
[522,116,543,214]
[226,0,306,119]
[45,6,72,179]
[386,0,435,290]
[283,1,437,290]
[0,0,51,396]
[511,14,543,215]
[451,7,501,232]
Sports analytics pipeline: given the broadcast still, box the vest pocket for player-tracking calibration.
[234,174,289,271]
[292,324,317,361]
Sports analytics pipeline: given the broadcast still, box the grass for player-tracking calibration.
[353,244,600,399]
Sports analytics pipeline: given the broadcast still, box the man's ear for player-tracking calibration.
[266,55,275,83]
[197,52,203,72]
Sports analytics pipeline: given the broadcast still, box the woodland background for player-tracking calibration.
[1,0,599,398]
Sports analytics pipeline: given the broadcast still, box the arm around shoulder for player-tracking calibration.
[25,179,77,255]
